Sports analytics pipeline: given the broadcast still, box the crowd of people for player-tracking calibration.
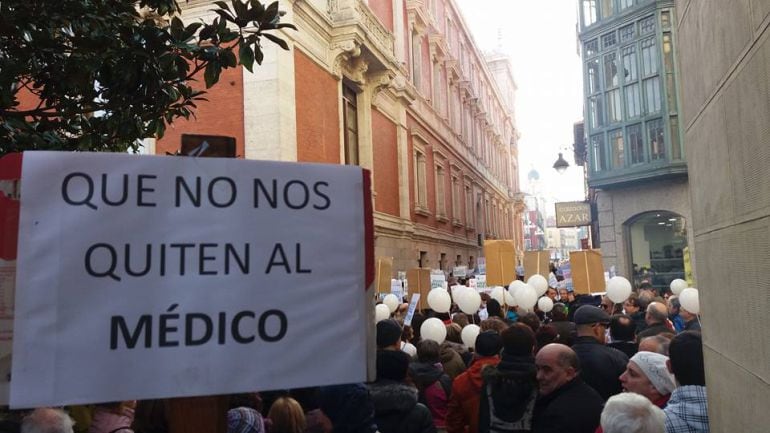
[7,280,707,433]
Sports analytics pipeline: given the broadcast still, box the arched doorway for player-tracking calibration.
[625,211,688,291]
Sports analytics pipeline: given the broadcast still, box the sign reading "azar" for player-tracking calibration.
[555,201,592,228]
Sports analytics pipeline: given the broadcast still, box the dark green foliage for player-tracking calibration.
[0,0,296,153]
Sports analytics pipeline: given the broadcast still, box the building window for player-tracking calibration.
[342,85,359,165]
[591,134,607,172]
[670,116,682,160]
[414,150,428,210]
[601,32,617,50]
[435,164,446,217]
[604,53,619,88]
[411,32,422,90]
[644,77,661,113]
[582,0,598,27]
[610,129,624,168]
[451,176,461,223]
[620,23,635,42]
[647,118,665,161]
[621,45,638,82]
[663,32,677,112]
[589,95,604,128]
[465,184,474,228]
[619,0,634,11]
[607,89,622,123]
[625,83,642,118]
[585,39,599,56]
[641,37,658,76]
[600,0,614,19]
[628,123,645,164]
[640,15,656,34]
[587,58,601,94]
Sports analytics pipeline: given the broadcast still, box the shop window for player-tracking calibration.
[627,211,687,291]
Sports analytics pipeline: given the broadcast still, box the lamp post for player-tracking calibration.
[553,152,569,174]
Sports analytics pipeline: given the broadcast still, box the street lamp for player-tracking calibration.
[553,152,569,174]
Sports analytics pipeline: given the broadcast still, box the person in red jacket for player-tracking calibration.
[446,331,502,433]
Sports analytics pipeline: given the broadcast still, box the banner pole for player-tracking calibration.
[584,252,591,294]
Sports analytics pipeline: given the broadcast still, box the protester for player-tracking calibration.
[408,340,452,431]
[680,308,701,332]
[318,384,377,433]
[624,294,647,333]
[22,408,75,433]
[446,331,501,433]
[377,319,403,351]
[607,314,638,358]
[479,317,508,335]
[637,303,671,339]
[664,332,709,433]
[666,297,685,333]
[88,402,134,433]
[370,350,435,433]
[620,352,675,408]
[638,335,672,356]
[268,397,306,433]
[518,312,541,334]
[532,344,603,433]
[131,400,167,433]
[289,388,332,433]
[571,306,629,400]
[601,296,623,316]
[479,324,538,433]
[600,392,665,433]
[545,288,558,302]
[549,303,576,346]
[535,325,558,353]
[227,407,265,433]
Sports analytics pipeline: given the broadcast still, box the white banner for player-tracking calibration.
[11,152,369,408]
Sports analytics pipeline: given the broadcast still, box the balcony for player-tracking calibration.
[588,159,687,189]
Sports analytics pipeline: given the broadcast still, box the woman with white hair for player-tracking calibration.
[600,392,665,433]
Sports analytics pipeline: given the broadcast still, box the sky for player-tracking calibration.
[455,0,586,205]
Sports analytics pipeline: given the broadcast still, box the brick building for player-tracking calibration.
[152,0,524,274]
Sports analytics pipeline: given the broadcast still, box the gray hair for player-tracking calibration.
[21,408,75,433]
[646,302,668,324]
[601,392,665,433]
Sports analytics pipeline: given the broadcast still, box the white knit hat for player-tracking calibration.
[630,351,676,395]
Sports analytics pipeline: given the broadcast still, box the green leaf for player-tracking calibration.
[262,1,279,26]
[255,45,264,65]
[213,1,232,13]
[262,33,289,51]
[238,43,254,72]
[204,61,221,88]
[221,49,237,68]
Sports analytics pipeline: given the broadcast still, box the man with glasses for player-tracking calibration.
[571,305,630,401]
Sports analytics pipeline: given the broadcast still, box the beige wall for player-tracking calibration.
[596,178,694,278]
[675,0,770,429]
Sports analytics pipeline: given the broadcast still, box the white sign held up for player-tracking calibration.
[11,152,372,408]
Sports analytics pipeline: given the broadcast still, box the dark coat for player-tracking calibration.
[637,323,671,339]
[630,311,647,333]
[571,336,629,401]
[684,319,701,331]
[368,381,436,433]
[532,378,603,433]
[549,321,576,346]
[607,341,638,358]
[478,354,537,433]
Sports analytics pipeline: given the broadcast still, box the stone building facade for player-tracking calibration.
[157,0,524,275]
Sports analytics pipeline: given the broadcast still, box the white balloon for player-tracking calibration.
[420,317,447,343]
[679,288,700,314]
[490,286,506,305]
[527,274,549,296]
[427,288,451,313]
[538,296,554,313]
[375,304,391,322]
[457,288,481,314]
[508,280,528,306]
[461,324,481,349]
[606,276,633,303]
[402,342,417,358]
[383,294,399,313]
[670,279,688,296]
[517,284,538,311]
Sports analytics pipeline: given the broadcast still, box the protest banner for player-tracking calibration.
[406,268,431,310]
[10,152,373,408]
[476,275,487,292]
[483,240,516,286]
[0,153,21,403]
[430,271,446,289]
[390,279,403,300]
[376,257,393,293]
[477,257,486,275]
[403,294,421,327]
[452,265,468,278]
[524,250,551,281]
[570,250,606,295]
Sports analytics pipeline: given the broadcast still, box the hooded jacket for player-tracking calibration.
[664,385,709,433]
[409,362,451,428]
[478,354,537,433]
[441,345,468,379]
[368,381,436,433]
[446,356,500,433]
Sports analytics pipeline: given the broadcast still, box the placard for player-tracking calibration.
[406,268,431,311]
[524,250,551,281]
[376,257,393,293]
[403,294,421,327]
[483,240,516,286]
[476,275,487,291]
[452,266,467,278]
[11,152,372,408]
[430,272,446,289]
[477,258,486,275]
[390,279,403,300]
[570,250,606,295]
